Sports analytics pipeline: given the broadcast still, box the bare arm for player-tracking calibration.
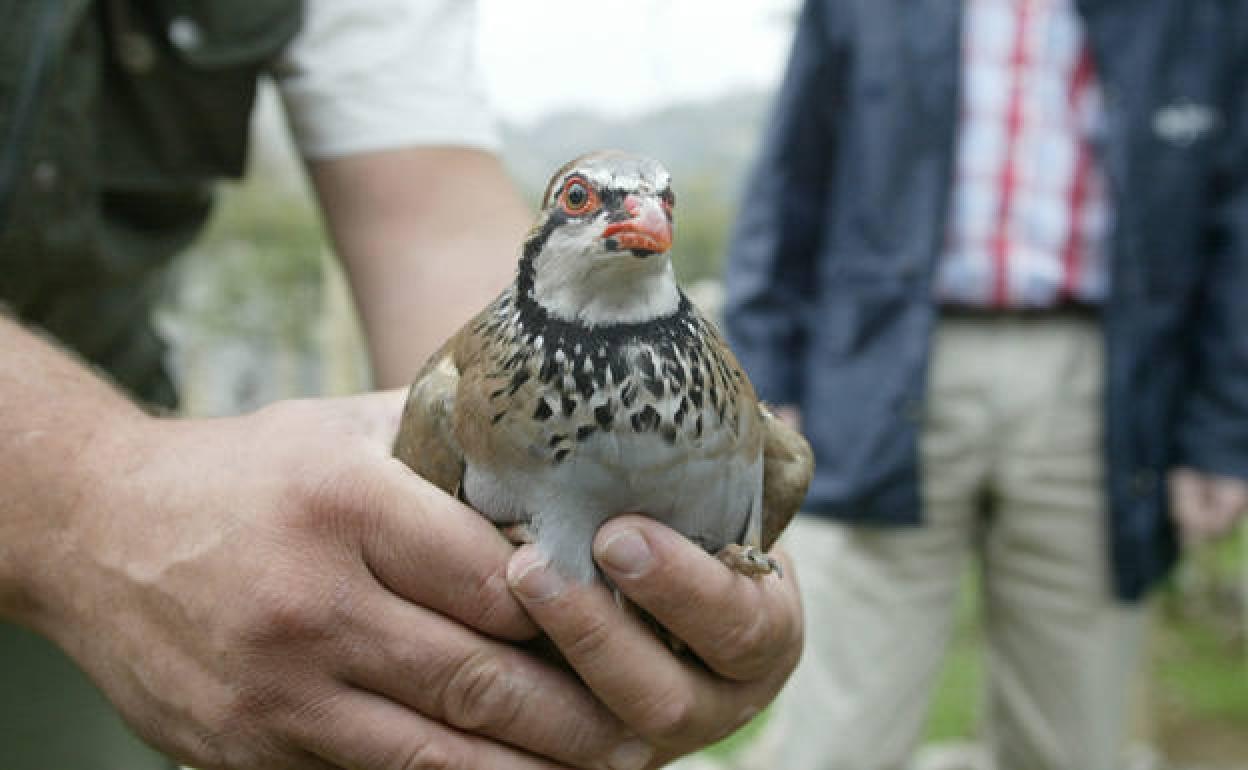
[309,146,530,387]
[0,319,146,622]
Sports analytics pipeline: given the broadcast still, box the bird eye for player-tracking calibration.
[661,188,676,211]
[560,178,597,215]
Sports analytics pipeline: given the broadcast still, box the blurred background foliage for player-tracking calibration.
[161,84,1247,769]
[179,192,324,350]
[163,86,762,412]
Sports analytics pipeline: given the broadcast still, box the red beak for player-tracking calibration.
[602,194,672,255]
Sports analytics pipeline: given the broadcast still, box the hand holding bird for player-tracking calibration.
[388,151,811,764]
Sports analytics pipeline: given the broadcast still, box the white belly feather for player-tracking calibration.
[463,362,764,582]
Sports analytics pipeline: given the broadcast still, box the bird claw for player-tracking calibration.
[716,543,783,578]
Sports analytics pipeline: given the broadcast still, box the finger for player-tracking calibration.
[341,591,651,770]
[301,690,574,770]
[1169,468,1212,543]
[1211,476,1248,524]
[357,463,536,640]
[507,547,771,753]
[593,515,803,682]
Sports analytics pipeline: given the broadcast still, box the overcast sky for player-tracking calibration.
[477,0,799,125]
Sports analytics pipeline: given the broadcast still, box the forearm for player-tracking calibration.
[309,147,531,388]
[0,316,147,625]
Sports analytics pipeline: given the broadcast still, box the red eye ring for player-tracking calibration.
[560,177,599,216]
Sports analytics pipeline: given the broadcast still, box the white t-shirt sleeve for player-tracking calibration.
[272,0,500,159]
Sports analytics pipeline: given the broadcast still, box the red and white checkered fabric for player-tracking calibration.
[936,0,1111,308]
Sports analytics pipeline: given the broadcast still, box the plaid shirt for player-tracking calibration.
[936,0,1111,308]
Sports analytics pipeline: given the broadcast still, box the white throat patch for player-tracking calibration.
[531,225,680,326]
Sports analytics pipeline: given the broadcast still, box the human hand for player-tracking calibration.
[1169,466,1248,546]
[507,514,805,768]
[16,391,652,770]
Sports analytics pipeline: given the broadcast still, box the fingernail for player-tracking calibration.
[598,529,653,577]
[606,738,653,770]
[508,553,565,602]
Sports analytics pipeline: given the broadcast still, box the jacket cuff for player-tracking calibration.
[1174,413,1248,482]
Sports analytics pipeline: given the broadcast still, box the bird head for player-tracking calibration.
[519,151,678,326]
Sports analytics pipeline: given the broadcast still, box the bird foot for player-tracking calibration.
[716,544,783,578]
[500,523,536,547]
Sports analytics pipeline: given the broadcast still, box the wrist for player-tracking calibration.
[0,403,156,633]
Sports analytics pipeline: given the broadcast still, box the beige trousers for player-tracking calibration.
[744,317,1147,770]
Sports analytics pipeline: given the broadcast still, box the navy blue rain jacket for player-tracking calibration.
[724,0,1248,600]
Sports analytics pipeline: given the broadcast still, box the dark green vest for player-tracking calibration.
[0,3,299,768]
[0,0,302,408]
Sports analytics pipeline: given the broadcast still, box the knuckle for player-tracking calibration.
[239,580,332,649]
[637,687,700,743]
[712,611,775,678]
[465,565,531,639]
[394,737,460,770]
[280,456,343,511]
[562,613,615,663]
[210,682,297,762]
[471,564,511,620]
[776,624,804,678]
[438,650,525,734]
[279,458,378,536]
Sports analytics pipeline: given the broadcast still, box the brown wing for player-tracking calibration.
[759,404,815,549]
[690,309,808,550]
[393,340,465,496]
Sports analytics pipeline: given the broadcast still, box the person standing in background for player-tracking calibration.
[723,1,1248,768]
